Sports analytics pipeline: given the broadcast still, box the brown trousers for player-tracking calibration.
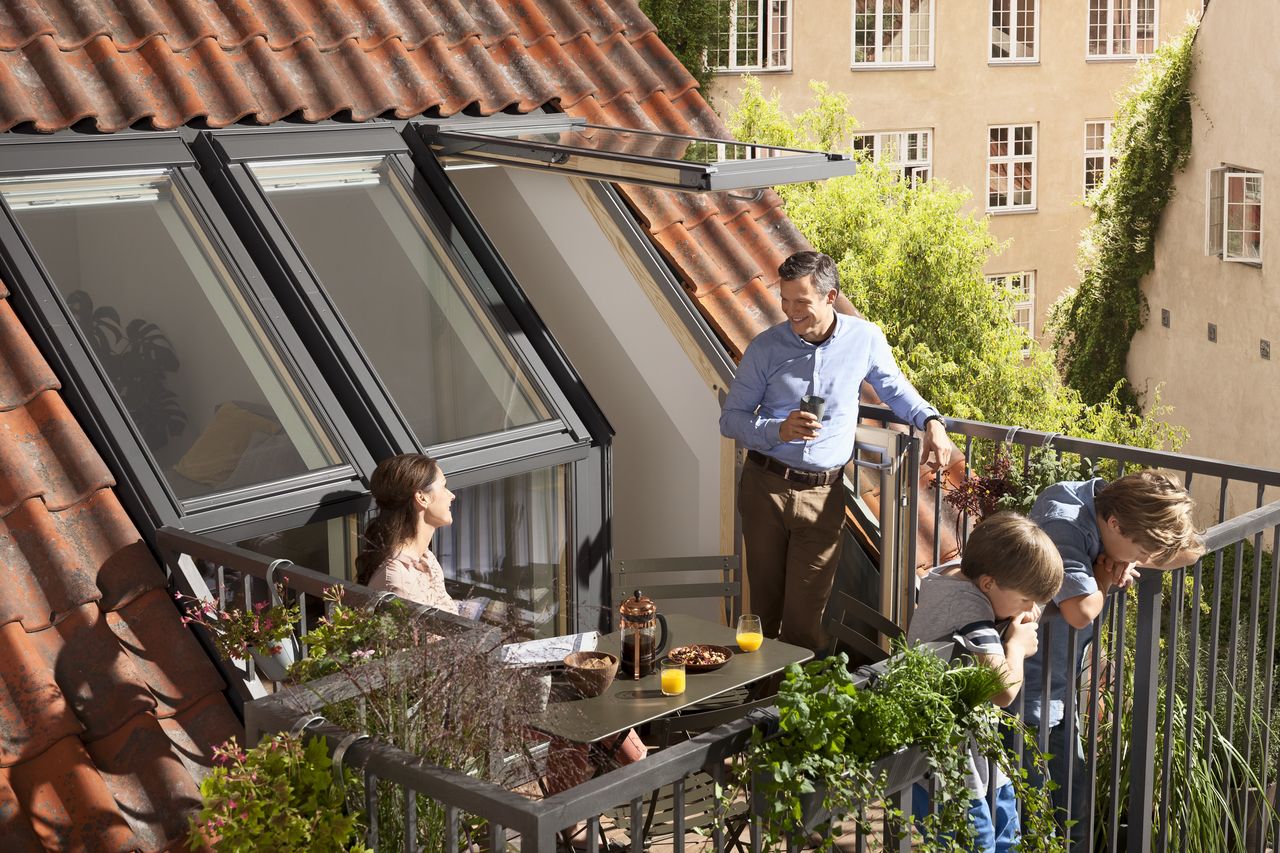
[737,459,845,652]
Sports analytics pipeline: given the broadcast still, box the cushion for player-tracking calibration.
[221,431,308,490]
[173,401,282,486]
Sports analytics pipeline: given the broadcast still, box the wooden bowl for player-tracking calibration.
[563,651,618,698]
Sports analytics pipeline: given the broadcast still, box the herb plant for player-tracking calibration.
[175,585,300,661]
[188,732,370,853]
[730,644,1059,851]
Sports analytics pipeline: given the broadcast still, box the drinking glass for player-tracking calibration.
[736,614,764,652]
[660,658,686,696]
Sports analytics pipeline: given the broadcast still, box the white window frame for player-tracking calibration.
[1206,167,1264,264]
[711,0,793,72]
[986,124,1037,213]
[852,129,932,184]
[987,271,1036,348]
[851,0,935,69]
[1083,119,1116,198]
[990,0,1039,64]
[1086,0,1158,60]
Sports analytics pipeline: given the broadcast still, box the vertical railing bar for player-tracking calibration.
[961,435,974,547]
[584,817,598,853]
[1020,440,1031,471]
[711,762,725,851]
[1127,574,1162,853]
[1218,476,1229,525]
[404,788,417,853]
[445,805,459,853]
[674,775,686,852]
[1225,542,1245,753]
[1063,625,1079,853]
[1039,620,1053,759]
[365,773,379,850]
[299,592,310,657]
[1108,592,1127,853]
[1157,566,1185,852]
[629,795,644,853]
[1242,530,1265,844]
[749,769,762,853]
[1261,525,1280,851]
[1204,547,1226,740]
[1180,558,1204,853]
[1086,600,1105,849]
[217,563,227,610]
[904,436,920,632]
[932,465,943,567]
[1117,459,1127,478]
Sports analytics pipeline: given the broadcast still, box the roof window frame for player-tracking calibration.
[0,133,377,534]
[195,123,604,485]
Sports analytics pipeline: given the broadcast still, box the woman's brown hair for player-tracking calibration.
[355,453,443,586]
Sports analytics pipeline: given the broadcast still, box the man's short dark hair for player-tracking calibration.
[778,251,839,296]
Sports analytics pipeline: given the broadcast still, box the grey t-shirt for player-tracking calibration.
[907,563,1008,797]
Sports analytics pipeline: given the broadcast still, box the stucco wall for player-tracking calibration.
[711,0,1199,348]
[1128,0,1280,515]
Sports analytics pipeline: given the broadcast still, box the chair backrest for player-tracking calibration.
[611,555,741,624]
[648,696,775,749]
[825,590,903,666]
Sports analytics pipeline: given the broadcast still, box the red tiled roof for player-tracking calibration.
[0,0,803,356]
[0,278,239,851]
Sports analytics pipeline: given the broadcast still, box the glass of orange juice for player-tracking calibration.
[659,658,686,696]
[736,614,764,652]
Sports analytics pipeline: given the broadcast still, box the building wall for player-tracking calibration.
[710,0,1199,347]
[1128,0,1280,517]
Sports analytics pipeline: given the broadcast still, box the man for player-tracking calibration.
[719,251,952,651]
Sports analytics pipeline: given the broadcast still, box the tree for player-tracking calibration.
[639,0,723,100]
[725,78,1184,449]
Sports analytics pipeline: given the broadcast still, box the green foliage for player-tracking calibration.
[638,0,722,98]
[725,77,1187,451]
[286,586,414,682]
[188,733,369,853]
[1051,22,1198,406]
[176,586,300,661]
[733,645,1057,851]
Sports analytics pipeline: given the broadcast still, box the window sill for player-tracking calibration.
[713,67,793,75]
[986,207,1038,216]
[849,63,935,71]
[989,59,1040,67]
[1085,55,1148,63]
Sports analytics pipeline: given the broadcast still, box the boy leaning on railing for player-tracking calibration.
[907,512,1066,853]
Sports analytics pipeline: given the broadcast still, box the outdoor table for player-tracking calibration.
[529,613,813,744]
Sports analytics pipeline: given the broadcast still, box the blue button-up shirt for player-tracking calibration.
[719,314,939,471]
[1023,478,1106,728]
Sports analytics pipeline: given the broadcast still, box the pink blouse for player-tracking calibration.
[366,549,459,615]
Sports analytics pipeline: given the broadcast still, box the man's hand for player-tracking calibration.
[779,409,821,442]
[921,419,955,471]
[1005,610,1039,657]
[1094,552,1140,590]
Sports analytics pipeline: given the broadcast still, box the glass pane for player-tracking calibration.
[2,171,343,500]
[253,157,552,446]
[237,514,360,580]
[434,465,571,639]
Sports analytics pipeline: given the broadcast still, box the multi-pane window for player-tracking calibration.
[991,0,1038,62]
[1206,168,1264,264]
[1087,0,1157,59]
[852,0,934,67]
[1084,120,1116,197]
[987,125,1037,212]
[852,130,932,184]
[710,0,792,71]
[987,271,1036,343]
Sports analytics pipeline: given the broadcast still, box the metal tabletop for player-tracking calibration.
[528,614,813,744]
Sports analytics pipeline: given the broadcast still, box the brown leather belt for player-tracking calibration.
[747,450,843,487]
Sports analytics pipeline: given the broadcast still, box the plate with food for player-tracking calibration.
[667,644,734,673]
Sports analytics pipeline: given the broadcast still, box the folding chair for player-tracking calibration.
[825,590,903,667]
[611,555,741,627]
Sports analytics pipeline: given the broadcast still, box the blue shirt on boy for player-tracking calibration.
[1023,478,1107,728]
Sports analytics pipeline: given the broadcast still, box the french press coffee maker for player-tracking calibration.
[618,590,669,679]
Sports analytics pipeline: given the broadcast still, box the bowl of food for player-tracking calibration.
[668,644,733,673]
[563,651,619,698]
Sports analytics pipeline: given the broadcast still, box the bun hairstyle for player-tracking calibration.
[355,453,443,585]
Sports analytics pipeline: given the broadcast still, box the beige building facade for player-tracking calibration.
[1128,0,1280,514]
[709,0,1200,347]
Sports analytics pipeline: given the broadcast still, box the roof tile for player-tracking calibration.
[0,391,114,516]
[0,301,58,412]
[0,622,82,767]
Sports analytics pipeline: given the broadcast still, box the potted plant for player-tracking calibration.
[940,444,1092,523]
[188,732,370,852]
[176,586,301,681]
[733,644,1059,852]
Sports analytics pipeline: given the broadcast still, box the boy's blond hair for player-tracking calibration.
[961,512,1064,603]
[1095,470,1206,564]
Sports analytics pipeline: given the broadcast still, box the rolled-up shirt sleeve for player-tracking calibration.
[719,340,784,451]
[864,325,939,430]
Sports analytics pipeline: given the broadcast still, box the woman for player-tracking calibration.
[355,453,458,613]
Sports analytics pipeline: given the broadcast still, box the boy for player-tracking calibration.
[908,512,1065,853]
[1024,470,1205,842]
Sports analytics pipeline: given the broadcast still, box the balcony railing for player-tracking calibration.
[157,408,1280,851]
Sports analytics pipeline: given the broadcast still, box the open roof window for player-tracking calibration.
[423,115,854,192]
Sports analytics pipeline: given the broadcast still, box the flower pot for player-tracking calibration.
[251,635,299,682]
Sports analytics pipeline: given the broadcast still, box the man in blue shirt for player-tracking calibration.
[719,251,953,651]
[1025,471,1204,842]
